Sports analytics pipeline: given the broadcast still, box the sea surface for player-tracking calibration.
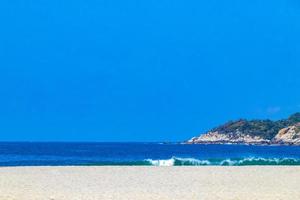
[1,142,300,166]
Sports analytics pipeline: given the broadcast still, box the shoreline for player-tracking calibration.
[182,142,300,146]
[1,166,300,200]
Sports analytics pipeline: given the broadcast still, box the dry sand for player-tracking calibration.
[0,166,299,200]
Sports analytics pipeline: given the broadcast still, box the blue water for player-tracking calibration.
[1,142,300,166]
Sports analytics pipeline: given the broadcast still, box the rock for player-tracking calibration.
[272,123,300,145]
[185,113,300,145]
[186,131,270,145]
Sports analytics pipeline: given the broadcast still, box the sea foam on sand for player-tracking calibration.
[0,166,300,200]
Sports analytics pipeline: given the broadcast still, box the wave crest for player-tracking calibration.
[144,157,300,166]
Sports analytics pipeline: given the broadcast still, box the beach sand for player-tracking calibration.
[0,166,299,200]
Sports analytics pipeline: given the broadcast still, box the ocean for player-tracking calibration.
[0,142,300,166]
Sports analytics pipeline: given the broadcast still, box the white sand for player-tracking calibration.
[0,166,299,200]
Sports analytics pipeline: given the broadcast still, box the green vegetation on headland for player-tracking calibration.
[186,113,300,145]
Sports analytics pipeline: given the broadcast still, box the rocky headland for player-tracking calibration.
[186,113,300,145]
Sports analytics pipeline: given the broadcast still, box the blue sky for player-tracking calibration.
[0,0,299,141]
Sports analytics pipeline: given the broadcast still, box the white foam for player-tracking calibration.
[145,157,300,166]
[176,157,211,165]
[220,157,300,165]
[146,158,175,166]
[145,157,211,166]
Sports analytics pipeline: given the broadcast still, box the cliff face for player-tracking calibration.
[187,131,269,144]
[272,123,300,145]
[186,113,300,145]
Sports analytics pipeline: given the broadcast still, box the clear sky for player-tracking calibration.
[0,0,299,141]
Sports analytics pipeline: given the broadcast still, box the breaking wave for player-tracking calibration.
[144,157,300,166]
